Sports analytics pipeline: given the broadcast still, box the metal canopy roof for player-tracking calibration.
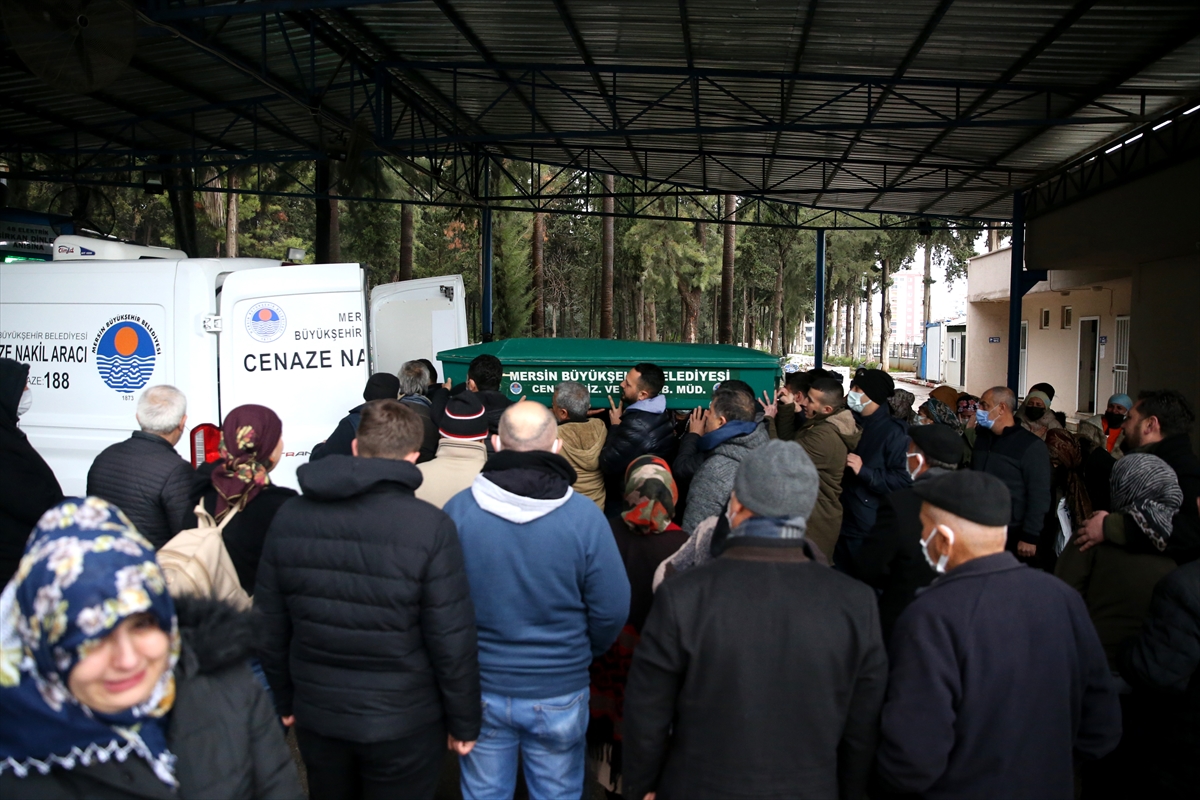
[2,0,1199,221]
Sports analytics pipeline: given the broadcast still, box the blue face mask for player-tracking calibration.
[976,408,995,430]
[847,391,867,413]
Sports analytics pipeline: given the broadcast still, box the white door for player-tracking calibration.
[1077,317,1101,415]
[1113,316,1130,396]
[369,274,468,380]
[924,324,942,381]
[218,263,369,490]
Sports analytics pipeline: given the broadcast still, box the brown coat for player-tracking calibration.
[794,408,862,560]
[558,418,607,508]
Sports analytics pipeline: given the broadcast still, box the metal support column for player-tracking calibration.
[1006,191,1025,392]
[814,228,826,369]
[314,159,331,263]
[481,163,494,342]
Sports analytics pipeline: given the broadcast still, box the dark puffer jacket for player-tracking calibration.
[86,432,195,549]
[254,454,481,744]
[0,597,303,800]
[1119,559,1200,798]
[601,408,678,513]
[839,408,910,542]
[0,359,62,586]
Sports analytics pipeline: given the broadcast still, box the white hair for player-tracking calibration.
[136,385,187,434]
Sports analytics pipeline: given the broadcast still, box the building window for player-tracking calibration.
[949,337,959,360]
[1040,309,1050,329]
[1062,306,1073,329]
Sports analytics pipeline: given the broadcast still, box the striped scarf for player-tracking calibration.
[1111,453,1183,551]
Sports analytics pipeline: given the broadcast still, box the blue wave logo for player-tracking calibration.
[95,322,156,393]
[246,302,287,343]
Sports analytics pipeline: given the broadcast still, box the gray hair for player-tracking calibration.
[553,381,591,421]
[986,386,1017,414]
[136,385,186,434]
[397,360,432,397]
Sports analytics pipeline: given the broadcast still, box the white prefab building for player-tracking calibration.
[965,246,1131,420]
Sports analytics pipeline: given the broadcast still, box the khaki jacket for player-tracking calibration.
[557,418,607,509]
[795,408,862,560]
[416,439,487,509]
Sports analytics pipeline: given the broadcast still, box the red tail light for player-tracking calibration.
[190,423,222,468]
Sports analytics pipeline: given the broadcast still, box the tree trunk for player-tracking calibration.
[988,224,1001,252]
[678,282,703,343]
[837,298,846,356]
[647,299,658,342]
[719,194,736,343]
[844,292,854,356]
[224,174,238,258]
[399,203,414,281]
[922,243,932,329]
[744,289,753,347]
[771,255,784,355]
[164,162,199,257]
[741,281,750,346]
[852,286,862,359]
[600,174,615,339]
[823,278,835,358]
[634,281,645,340]
[531,211,544,335]
[864,278,874,362]
[880,257,893,371]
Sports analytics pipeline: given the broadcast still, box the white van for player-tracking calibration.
[0,242,468,494]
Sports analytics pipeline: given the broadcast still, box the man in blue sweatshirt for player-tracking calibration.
[445,400,630,800]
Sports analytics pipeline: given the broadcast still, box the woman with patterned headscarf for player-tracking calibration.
[1056,453,1183,668]
[1017,389,1062,440]
[916,397,963,432]
[185,405,296,595]
[0,497,301,798]
[589,455,688,798]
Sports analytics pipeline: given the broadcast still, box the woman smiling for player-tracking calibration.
[0,497,301,799]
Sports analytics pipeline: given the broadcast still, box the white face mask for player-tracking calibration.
[846,390,867,413]
[17,387,32,418]
[906,451,925,482]
[920,524,954,574]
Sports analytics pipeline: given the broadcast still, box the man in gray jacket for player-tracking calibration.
[86,384,193,548]
[681,387,769,532]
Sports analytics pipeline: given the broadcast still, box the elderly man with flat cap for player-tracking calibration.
[876,470,1121,800]
[624,439,887,800]
[847,423,965,641]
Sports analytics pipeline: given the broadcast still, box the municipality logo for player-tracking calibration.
[246,302,287,343]
[93,316,160,394]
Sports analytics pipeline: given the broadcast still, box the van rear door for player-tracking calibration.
[369,274,467,380]
[218,263,368,490]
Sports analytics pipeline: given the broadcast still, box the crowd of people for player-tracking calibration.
[1,350,1198,800]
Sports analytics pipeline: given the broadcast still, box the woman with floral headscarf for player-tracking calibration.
[589,456,687,799]
[0,497,301,798]
[185,405,296,595]
[916,397,963,432]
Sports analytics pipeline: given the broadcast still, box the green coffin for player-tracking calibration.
[438,339,783,410]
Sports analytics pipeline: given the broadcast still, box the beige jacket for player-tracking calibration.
[415,439,488,509]
[557,418,607,509]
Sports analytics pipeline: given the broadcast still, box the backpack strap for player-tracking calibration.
[194,497,245,531]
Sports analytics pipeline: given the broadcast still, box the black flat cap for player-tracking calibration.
[913,471,1011,526]
[908,424,966,466]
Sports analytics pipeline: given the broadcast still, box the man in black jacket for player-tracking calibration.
[256,399,480,800]
[0,358,62,585]
[309,372,400,461]
[876,471,1120,800]
[1119,558,1200,799]
[624,439,887,800]
[87,384,194,548]
[600,362,677,513]
[397,359,439,463]
[1076,389,1200,565]
[969,385,1052,559]
[836,368,911,567]
[848,422,964,641]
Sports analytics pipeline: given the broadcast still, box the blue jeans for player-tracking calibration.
[460,688,589,800]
